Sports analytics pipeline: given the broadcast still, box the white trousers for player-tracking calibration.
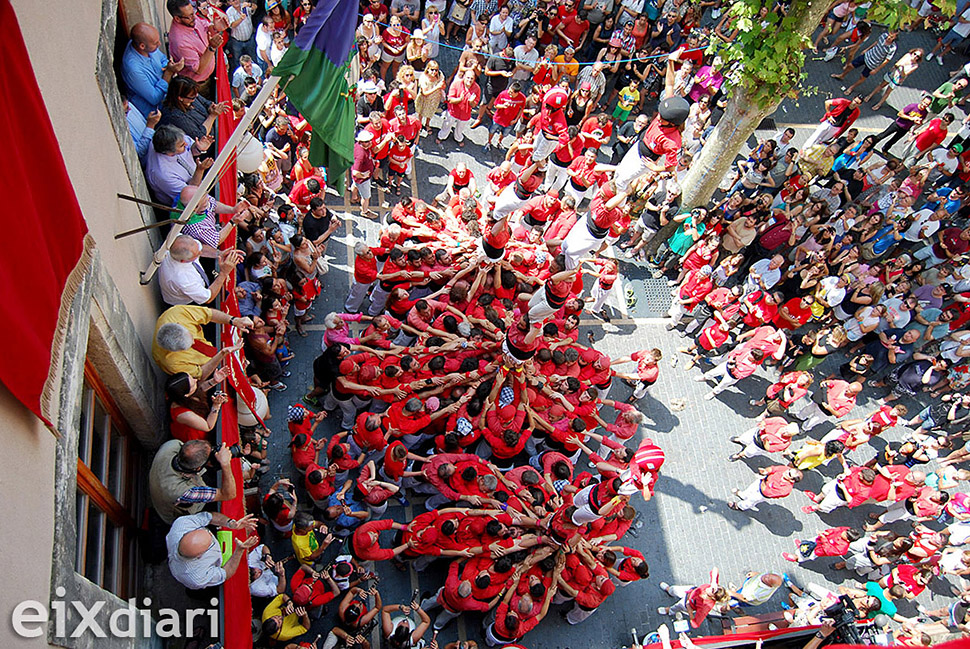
[439,112,470,142]
[345,280,372,313]
[545,161,570,192]
[803,121,839,149]
[734,478,768,511]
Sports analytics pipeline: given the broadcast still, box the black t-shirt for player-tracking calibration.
[356,95,385,120]
[615,120,644,159]
[641,195,680,231]
[303,210,332,242]
[486,56,513,97]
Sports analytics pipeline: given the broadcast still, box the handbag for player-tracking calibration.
[450,1,469,21]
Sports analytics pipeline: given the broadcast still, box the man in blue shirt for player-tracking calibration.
[121,22,184,116]
[123,92,160,159]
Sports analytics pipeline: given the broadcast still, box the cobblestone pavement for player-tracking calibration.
[252,25,969,649]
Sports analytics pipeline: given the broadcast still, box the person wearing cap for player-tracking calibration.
[438,69,482,146]
[351,130,377,218]
[356,81,386,126]
[577,62,607,105]
[924,142,964,185]
[405,29,431,71]
[613,94,689,191]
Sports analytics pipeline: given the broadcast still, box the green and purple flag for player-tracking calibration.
[272,0,357,192]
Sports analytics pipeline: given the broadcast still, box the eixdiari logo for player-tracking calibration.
[11,587,219,639]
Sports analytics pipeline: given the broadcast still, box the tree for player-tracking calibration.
[677,0,919,210]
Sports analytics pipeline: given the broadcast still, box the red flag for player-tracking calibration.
[0,0,92,427]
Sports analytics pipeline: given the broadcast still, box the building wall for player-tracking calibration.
[4,1,171,647]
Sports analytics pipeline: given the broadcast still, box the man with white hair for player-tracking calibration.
[345,242,379,313]
[159,234,243,305]
[152,304,252,378]
[166,510,258,590]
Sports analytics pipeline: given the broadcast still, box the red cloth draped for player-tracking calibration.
[216,49,254,649]
[0,0,91,426]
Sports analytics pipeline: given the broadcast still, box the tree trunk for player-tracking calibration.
[679,91,777,208]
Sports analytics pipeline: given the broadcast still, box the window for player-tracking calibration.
[75,361,145,599]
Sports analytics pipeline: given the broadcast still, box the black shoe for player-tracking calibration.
[598,310,611,323]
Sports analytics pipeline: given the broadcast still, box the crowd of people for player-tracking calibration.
[120,0,970,646]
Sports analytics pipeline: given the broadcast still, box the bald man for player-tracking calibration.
[121,22,185,116]
[166,511,258,590]
[159,234,243,305]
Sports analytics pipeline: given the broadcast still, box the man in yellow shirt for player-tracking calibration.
[292,512,335,565]
[151,304,253,378]
[554,46,579,83]
[261,593,311,642]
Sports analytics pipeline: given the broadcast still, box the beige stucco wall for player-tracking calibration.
[0,385,57,647]
[11,0,162,344]
[1,2,167,646]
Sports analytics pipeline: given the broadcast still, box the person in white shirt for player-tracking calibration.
[488,6,514,52]
[144,125,213,206]
[159,235,243,305]
[166,511,258,590]
[248,544,286,600]
[924,144,962,184]
[225,0,256,64]
[903,206,946,243]
[232,55,264,97]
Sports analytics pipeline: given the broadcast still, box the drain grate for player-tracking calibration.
[640,277,674,317]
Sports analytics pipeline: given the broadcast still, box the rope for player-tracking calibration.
[358,13,711,66]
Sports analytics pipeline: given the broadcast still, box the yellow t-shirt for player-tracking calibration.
[262,595,310,642]
[554,55,579,78]
[618,87,640,110]
[291,529,319,565]
[151,304,214,377]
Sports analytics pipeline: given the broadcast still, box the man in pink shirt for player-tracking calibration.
[797,379,863,431]
[729,465,803,511]
[168,0,227,87]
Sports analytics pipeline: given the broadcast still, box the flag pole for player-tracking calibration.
[139,75,282,285]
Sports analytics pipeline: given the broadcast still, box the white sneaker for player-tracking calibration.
[658,607,669,615]
[659,581,671,592]
[938,57,944,66]
[927,52,934,60]
[823,48,837,61]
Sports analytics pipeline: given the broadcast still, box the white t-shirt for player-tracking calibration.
[879,297,911,331]
[489,15,514,51]
[226,5,255,41]
[159,253,211,306]
[844,306,880,341]
[512,44,540,80]
[926,147,959,177]
[903,208,941,242]
[953,7,970,37]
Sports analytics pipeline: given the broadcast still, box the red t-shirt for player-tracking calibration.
[759,465,794,499]
[493,90,527,127]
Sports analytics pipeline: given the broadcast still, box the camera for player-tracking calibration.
[822,596,862,645]
[209,443,244,468]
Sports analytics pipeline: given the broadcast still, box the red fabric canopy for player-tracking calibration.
[0,0,92,427]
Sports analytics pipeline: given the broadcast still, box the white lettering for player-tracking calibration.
[206,605,219,638]
[108,600,137,638]
[11,601,47,638]
[155,609,181,638]
[185,607,204,635]
[71,601,106,638]
[52,587,67,637]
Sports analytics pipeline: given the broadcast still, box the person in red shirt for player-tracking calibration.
[351,518,410,562]
[658,568,728,628]
[560,183,630,268]
[531,85,570,162]
[388,103,421,146]
[291,565,341,611]
[729,417,797,462]
[796,378,863,431]
[783,526,862,563]
[751,370,813,416]
[544,124,584,193]
[519,192,561,235]
[583,257,618,321]
[305,462,339,508]
[774,295,816,330]
[564,148,610,205]
[386,134,414,195]
[697,345,766,400]
[613,348,662,402]
[486,82,527,150]
[666,265,714,328]
[287,176,325,213]
[565,568,616,624]
[729,465,803,511]
[438,69,482,146]
[579,113,614,150]
[485,568,556,645]
[345,243,382,314]
[805,466,877,513]
[419,559,493,629]
[484,161,517,206]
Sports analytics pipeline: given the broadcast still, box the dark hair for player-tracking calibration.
[167,0,192,17]
[152,124,185,154]
[163,76,200,109]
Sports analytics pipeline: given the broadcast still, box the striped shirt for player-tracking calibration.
[863,33,897,69]
[166,512,228,589]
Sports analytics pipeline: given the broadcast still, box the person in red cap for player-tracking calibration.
[531,85,570,162]
[290,564,341,612]
[619,437,665,501]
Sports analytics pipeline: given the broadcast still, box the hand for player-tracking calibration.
[295,606,307,618]
[196,157,215,173]
[233,316,255,331]
[209,101,231,116]
[283,601,295,616]
[219,248,243,273]
[166,57,185,74]
[212,392,229,406]
[212,366,230,383]
[146,109,162,129]
[208,31,225,50]
[236,514,259,532]
[237,535,260,551]
[195,134,215,151]
[215,443,232,465]
[819,620,836,637]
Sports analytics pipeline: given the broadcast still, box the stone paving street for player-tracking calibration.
[252,25,970,649]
